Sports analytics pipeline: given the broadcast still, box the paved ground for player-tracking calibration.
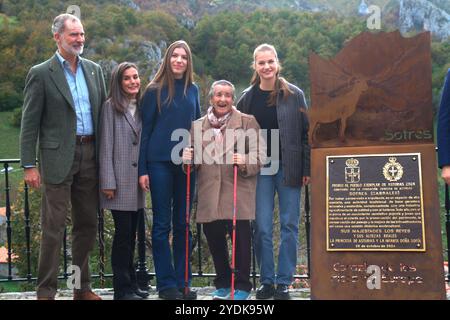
[0,287,311,300]
[2,287,449,300]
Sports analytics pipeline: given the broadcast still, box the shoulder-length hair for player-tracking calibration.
[108,62,141,113]
[145,40,194,112]
[250,43,293,106]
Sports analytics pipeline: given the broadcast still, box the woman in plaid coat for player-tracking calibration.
[99,62,146,300]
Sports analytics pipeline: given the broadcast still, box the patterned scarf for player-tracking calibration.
[207,106,233,143]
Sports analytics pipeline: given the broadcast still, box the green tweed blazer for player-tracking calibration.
[20,54,106,184]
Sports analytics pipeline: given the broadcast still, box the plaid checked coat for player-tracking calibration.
[99,99,145,211]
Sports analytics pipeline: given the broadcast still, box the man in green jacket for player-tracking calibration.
[20,13,106,300]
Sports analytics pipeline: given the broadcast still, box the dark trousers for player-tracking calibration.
[203,220,252,292]
[111,209,141,297]
[37,143,98,298]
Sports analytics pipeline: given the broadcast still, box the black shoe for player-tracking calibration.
[179,288,197,300]
[255,284,275,299]
[134,288,149,299]
[159,287,183,300]
[274,284,290,300]
[114,293,143,300]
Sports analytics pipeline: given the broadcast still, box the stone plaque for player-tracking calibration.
[327,154,425,251]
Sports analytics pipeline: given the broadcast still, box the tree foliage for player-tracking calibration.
[1,2,447,110]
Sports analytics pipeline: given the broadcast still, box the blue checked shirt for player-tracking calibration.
[56,51,94,135]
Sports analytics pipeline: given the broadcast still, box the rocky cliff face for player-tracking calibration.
[428,0,450,13]
[126,0,450,40]
[86,39,166,84]
[399,0,450,40]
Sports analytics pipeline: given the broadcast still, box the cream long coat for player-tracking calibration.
[190,108,264,223]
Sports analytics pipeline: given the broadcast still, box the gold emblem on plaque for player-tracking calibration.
[383,157,404,182]
[345,158,360,183]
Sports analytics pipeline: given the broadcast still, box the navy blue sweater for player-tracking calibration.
[138,79,201,176]
[438,68,450,168]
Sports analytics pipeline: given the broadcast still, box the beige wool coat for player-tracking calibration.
[190,108,264,223]
[99,100,145,211]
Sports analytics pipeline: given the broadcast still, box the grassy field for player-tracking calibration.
[0,111,23,207]
[0,280,23,293]
[0,111,20,159]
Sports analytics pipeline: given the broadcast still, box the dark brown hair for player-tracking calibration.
[145,40,194,112]
[251,43,293,106]
[108,62,141,113]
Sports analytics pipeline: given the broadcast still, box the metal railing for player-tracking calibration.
[0,159,311,290]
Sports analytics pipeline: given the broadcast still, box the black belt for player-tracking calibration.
[76,135,95,145]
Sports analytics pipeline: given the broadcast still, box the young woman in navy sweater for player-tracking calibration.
[138,40,201,300]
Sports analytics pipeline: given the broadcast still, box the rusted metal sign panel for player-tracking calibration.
[309,31,445,300]
[308,31,433,148]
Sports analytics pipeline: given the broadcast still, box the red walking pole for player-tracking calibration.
[185,160,191,297]
[230,162,238,300]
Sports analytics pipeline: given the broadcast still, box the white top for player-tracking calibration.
[128,99,137,118]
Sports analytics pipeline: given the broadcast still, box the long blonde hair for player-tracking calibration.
[251,44,292,105]
[145,40,194,111]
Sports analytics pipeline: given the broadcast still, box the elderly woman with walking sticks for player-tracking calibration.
[183,80,264,300]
